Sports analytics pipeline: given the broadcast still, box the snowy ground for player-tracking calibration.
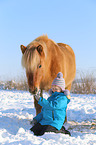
[0,90,96,145]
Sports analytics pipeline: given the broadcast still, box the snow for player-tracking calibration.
[0,90,96,145]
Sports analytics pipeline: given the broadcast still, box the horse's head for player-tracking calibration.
[20,43,46,94]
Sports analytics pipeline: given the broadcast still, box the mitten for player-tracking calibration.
[64,89,71,99]
[64,89,70,96]
[34,90,41,101]
[48,89,53,95]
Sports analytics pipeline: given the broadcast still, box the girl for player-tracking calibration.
[30,72,71,136]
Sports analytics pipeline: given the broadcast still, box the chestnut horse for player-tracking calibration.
[20,35,76,121]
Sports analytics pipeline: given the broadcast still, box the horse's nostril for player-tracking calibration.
[29,87,38,94]
[33,87,38,94]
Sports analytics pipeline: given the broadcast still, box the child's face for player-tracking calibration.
[51,85,62,93]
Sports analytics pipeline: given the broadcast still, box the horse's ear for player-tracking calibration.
[36,45,44,56]
[20,45,27,54]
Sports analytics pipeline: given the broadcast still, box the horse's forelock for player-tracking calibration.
[21,48,40,71]
[21,35,48,72]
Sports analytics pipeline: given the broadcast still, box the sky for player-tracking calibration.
[0,0,96,80]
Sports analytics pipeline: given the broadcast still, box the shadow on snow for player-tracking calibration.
[0,108,35,135]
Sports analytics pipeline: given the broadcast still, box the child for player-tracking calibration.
[30,72,71,136]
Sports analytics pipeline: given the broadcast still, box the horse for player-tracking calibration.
[20,35,76,121]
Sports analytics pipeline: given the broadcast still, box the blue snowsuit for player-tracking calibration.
[34,92,70,130]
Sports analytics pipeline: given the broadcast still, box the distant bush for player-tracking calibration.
[0,77,28,91]
[71,72,96,94]
[14,80,29,91]
[0,72,96,94]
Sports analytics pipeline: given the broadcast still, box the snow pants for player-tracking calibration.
[30,123,71,136]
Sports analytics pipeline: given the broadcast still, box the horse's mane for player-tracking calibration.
[34,34,57,46]
[21,47,40,71]
[21,35,57,71]
[34,35,49,58]
[34,34,49,42]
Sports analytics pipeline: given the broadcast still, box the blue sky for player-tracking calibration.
[0,0,96,80]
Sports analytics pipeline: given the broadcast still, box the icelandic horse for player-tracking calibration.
[20,35,76,122]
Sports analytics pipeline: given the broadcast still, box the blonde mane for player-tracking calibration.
[21,48,40,71]
[34,34,48,41]
[28,35,48,58]
[35,34,57,45]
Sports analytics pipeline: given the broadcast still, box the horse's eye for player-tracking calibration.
[39,65,42,68]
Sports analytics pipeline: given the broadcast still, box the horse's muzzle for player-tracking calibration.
[29,87,38,95]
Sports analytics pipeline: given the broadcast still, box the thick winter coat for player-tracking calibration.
[34,92,70,130]
[21,35,76,115]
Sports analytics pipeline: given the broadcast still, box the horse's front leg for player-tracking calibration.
[34,89,43,115]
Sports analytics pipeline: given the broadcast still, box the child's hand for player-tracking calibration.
[64,89,70,96]
[34,90,41,101]
[64,90,71,99]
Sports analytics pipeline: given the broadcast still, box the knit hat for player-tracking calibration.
[52,72,65,91]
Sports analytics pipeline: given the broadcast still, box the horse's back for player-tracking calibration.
[55,42,76,89]
[57,43,75,56]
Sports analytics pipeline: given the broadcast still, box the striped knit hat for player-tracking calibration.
[52,72,65,91]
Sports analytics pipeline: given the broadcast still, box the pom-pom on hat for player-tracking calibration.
[52,72,65,91]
